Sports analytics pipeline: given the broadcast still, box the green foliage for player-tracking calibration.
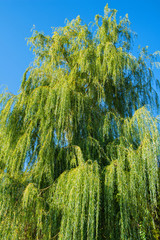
[0,4,160,239]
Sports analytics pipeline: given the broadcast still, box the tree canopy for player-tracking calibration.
[0,4,160,240]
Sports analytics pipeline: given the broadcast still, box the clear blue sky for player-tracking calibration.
[0,0,160,95]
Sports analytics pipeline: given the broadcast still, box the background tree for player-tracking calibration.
[0,4,160,240]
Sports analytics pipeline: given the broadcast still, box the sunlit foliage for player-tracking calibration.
[0,4,160,240]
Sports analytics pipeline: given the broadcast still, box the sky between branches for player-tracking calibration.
[0,0,160,96]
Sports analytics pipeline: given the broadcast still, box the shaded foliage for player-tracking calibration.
[0,4,160,240]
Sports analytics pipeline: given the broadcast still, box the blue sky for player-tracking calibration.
[0,0,160,95]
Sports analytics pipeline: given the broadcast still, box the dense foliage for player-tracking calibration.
[0,4,160,239]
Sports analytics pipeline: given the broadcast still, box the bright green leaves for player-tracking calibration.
[22,183,38,208]
[53,161,100,240]
[104,108,159,239]
[0,3,160,240]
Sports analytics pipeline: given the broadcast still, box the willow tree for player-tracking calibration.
[0,4,160,240]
